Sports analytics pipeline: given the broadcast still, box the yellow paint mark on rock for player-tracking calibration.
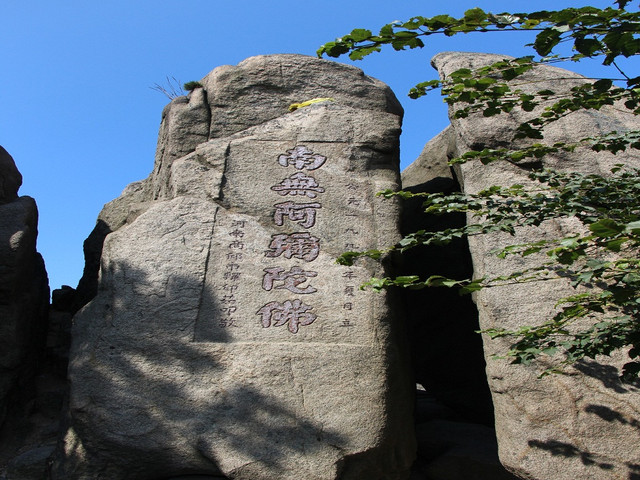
[288,97,335,112]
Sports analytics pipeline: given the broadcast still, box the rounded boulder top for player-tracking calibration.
[199,54,403,139]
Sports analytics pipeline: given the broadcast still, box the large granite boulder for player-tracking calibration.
[0,147,49,427]
[73,55,402,312]
[54,55,415,480]
[405,52,640,480]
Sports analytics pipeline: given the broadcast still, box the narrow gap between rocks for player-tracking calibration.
[398,150,520,479]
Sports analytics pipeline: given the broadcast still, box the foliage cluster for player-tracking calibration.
[183,81,203,92]
[318,2,640,380]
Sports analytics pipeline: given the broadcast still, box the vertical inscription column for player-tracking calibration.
[219,220,246,328]
[257,146,326,334]
[341,183,362,329]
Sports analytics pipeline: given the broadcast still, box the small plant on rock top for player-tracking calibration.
[183,81,203,92]
[150,76,186,100]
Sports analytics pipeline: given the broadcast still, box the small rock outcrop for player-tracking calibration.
[0,146,22,204]
[54,55,415,480]
[0,147,49,429]
[0,147,50,450]
[404,52,640,480]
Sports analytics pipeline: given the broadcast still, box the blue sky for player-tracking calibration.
[1,0,622,292]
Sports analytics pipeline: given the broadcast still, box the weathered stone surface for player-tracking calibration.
[73,180,150,311]
[414,52,640,480]
[201,54,403,140]
[0,147,22,205]
[74,55,404,315]
[401,126,456,192]
[148,88,211,200]
[0,149,51,478]
[55,55,414,480]
[0,160,49,429]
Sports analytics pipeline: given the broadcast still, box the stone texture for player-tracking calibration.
[73,54,403,315]
[201,54,403,140]
[54,55,414,480]
[0,151,49,428]
[148,88,211,200]
[73,180,150,311]
[401,126,456,192]
[0,147,22,205]
[418,52,640,480]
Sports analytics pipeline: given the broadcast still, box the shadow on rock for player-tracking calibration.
[528,439,615,471]
[52,260,348,480]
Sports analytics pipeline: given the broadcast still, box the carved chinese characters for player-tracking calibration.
[277,145,326,170]
[273,201,321,229]
[258,146,326,334]
[192,141,378,344]
[341,184,362,328]
[271,172,325,198]
[220,220,246,328]
[257,299,316,334]
[192,142,373,343]
[265,233,320,262]
[262,266,317,294]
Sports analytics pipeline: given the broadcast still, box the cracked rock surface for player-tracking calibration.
[53,55,415,480]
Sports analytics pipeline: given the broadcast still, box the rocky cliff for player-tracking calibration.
[403,52,640,480]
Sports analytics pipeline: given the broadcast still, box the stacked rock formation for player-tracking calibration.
[403,52,640,480]
[53,55,415,480]
[0,146,49,427]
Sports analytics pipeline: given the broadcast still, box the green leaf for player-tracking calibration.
[463,7,488,24]
[625,220,640,234]
[459,279,485,295]
[589,219,625,237]
[379,23,395,36]
[317,41,350,58]
[593,79,613,93]
[349,45,382,60]
[534,28,562,56]
[395,275,420,285]
[364,277,389,292]
[605,237,628,252]
[401,17,426,29]
[349,28,373,42]
[425,275,455,287]
[575,37,602,57]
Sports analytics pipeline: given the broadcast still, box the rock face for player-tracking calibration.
[405,52,640,480]
[0,146,22,205]
[54,55,415,480]
[0,147,49,427]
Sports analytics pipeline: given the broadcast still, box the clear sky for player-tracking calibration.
[1,0,622,292]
